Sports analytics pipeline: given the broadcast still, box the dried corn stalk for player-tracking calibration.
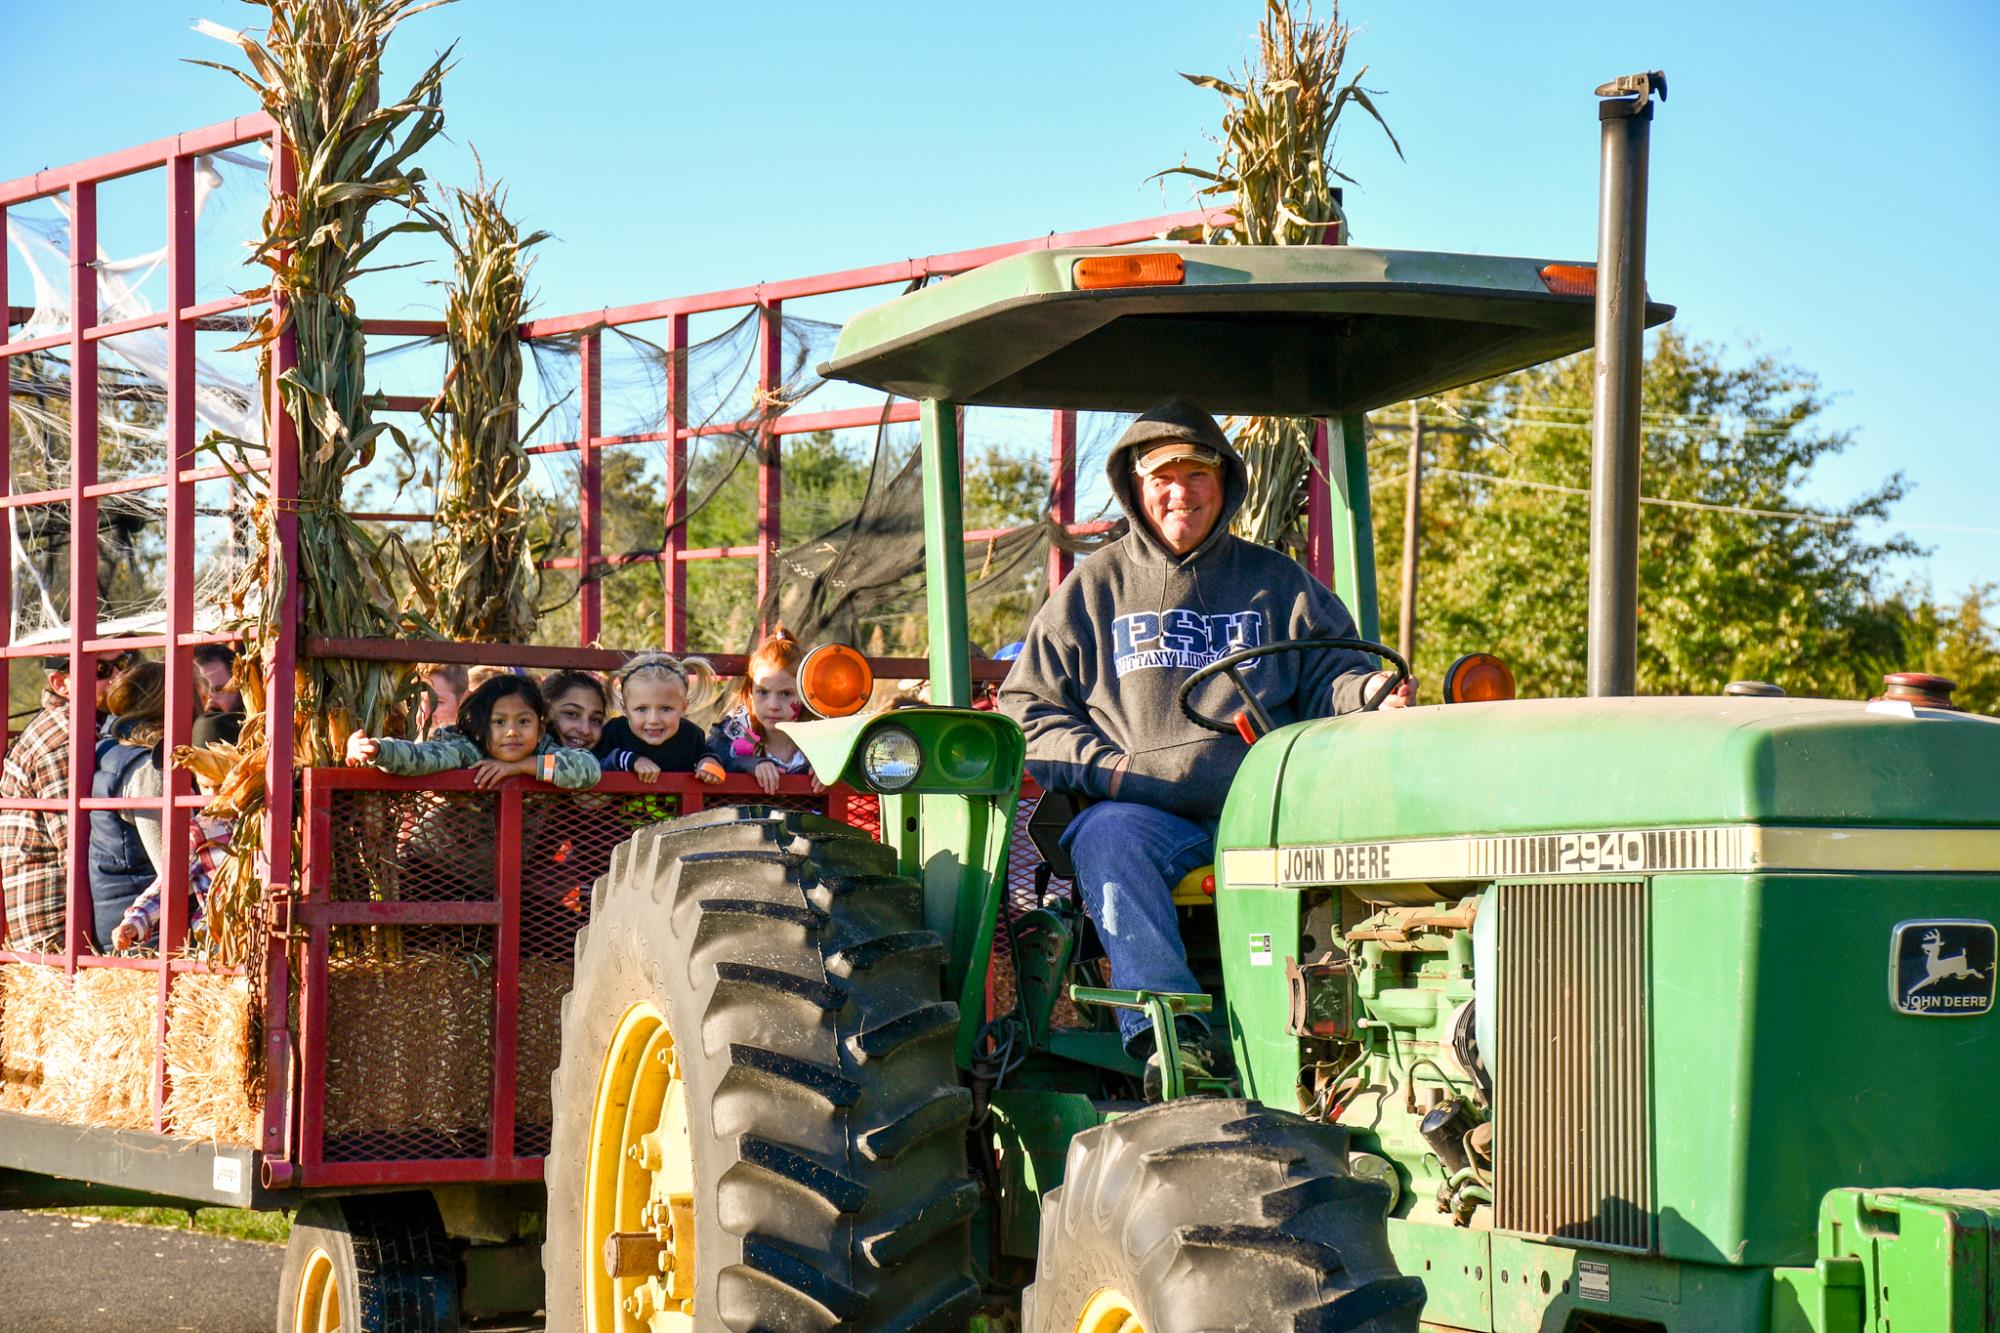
[419,169,549,643]
[1160,0,1401,555]
[193,0,452,960]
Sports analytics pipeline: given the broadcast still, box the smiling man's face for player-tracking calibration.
[1137,457,1224,556]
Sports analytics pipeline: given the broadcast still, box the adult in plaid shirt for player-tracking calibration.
[0,652,135,951]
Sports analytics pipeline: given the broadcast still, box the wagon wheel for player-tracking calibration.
[543,805,980,1332]
[1022,1099,1425,1333]
[276,1194,461,1333]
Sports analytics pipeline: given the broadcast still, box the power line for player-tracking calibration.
[1423,466,2000,537]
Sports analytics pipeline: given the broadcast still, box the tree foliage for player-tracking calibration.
[1371,331,1991,706]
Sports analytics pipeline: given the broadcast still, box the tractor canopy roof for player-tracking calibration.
[819,244,1674,416]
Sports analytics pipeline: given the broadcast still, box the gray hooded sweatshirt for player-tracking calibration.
[999,398,1376,821]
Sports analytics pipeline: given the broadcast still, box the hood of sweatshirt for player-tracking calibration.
[1105,396,1248,565]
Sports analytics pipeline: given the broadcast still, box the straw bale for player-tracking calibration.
[163,974,261,1147]
[323,954,492,1138]
[37,967,157,1130]
[514,956,573,1127]
[0,962,67,1111]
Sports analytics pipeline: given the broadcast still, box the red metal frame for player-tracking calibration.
[0,116,280,1148]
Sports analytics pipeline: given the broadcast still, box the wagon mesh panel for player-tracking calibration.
[326,788,499,906]
[319,924,495,1163]
[1494,879,1654,1251]
[302,781,1060,1172]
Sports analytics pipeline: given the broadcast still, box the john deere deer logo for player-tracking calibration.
[1891,920,1998,1016]
[1908,930,1989,995]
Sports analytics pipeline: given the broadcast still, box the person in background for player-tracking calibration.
[597,653,726,785]
[0,650,136,951]
[706,628,821,795]
[191,643,242,715]
[90,661,169,949]
[111,711,241,952]
[417,662,471,738]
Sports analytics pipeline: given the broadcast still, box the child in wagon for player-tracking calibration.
[109,711,242,952]
[706,628,822,795]
[345,674,600,789]
[595,653,728,785]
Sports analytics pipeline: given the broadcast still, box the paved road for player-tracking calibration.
[0,1211,284,1331]
[0,1212,550,1331]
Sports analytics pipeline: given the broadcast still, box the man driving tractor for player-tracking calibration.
[1000,396,1410,1096]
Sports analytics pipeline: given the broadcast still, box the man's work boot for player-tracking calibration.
[1143,1036,1215,1102]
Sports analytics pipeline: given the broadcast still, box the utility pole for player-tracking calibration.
[1372,411,1473,669]
[1399,400,1423,667]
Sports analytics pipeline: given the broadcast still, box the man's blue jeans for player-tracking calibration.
[1060,800,1214,1054]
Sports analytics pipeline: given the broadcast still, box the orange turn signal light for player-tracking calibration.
[1444,652,1516,704]
[799,643,873,719]
[1538,263,1597,298]
[1073,252,1185,290]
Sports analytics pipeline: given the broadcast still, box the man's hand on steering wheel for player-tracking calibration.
[1175,637,1415,738]
[1364,669,1415,709]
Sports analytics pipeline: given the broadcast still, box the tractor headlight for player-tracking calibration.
[861,726,923,792]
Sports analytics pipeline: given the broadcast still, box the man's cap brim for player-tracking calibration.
[1134,442,1223,475]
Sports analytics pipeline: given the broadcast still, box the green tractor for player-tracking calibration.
[544,74,2000,1333]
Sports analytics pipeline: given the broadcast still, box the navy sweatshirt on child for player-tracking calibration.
[594,716,710,774]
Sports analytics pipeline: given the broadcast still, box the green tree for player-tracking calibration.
[1374,331,1922,701]
[1890,584,2000,715]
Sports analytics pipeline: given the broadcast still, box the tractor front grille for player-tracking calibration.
[1494,879,1654,1251]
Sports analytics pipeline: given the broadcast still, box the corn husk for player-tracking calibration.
[195,0,453,961]
[1159,0,1402,554]
[418,169,549,644]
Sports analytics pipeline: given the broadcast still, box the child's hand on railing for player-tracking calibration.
[755,759,782,795]
[345,733,380,766]
[472,757,536,789]
[633,757,661,785]
[695,757,725,786]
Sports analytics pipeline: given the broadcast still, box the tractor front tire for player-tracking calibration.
[276,1193,461,1333]
[543,806,979,1332]
[1022,1099,1424,1333]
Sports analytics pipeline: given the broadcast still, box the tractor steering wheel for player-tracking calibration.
[1175,638,1411,736]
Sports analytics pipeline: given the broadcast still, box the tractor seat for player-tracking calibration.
[1171,864,1218,907]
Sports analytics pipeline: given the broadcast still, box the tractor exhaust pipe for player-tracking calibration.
[1586,70,1665,698]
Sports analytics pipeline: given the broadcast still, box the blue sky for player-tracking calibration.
[7,0,1995,597]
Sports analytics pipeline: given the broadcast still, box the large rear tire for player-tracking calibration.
[276,1194,461,1333]
[1021,1099,1424,1333]
[543,806,979,1332]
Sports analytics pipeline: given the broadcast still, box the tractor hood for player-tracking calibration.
[1220,695,2000,863]
[818,244,1674,416]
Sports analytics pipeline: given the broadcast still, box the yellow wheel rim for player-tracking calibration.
[293,1246,341,1333]
[584,1001,696,1331]
[1075,1285,1146,1333]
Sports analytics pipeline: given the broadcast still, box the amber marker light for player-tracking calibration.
[1444,652,1517,704]
[1538,263,1597,297]
[1073,251,1186,290]
[799,643,873,718]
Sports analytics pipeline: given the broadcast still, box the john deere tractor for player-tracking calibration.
[546,74,2000,1332]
